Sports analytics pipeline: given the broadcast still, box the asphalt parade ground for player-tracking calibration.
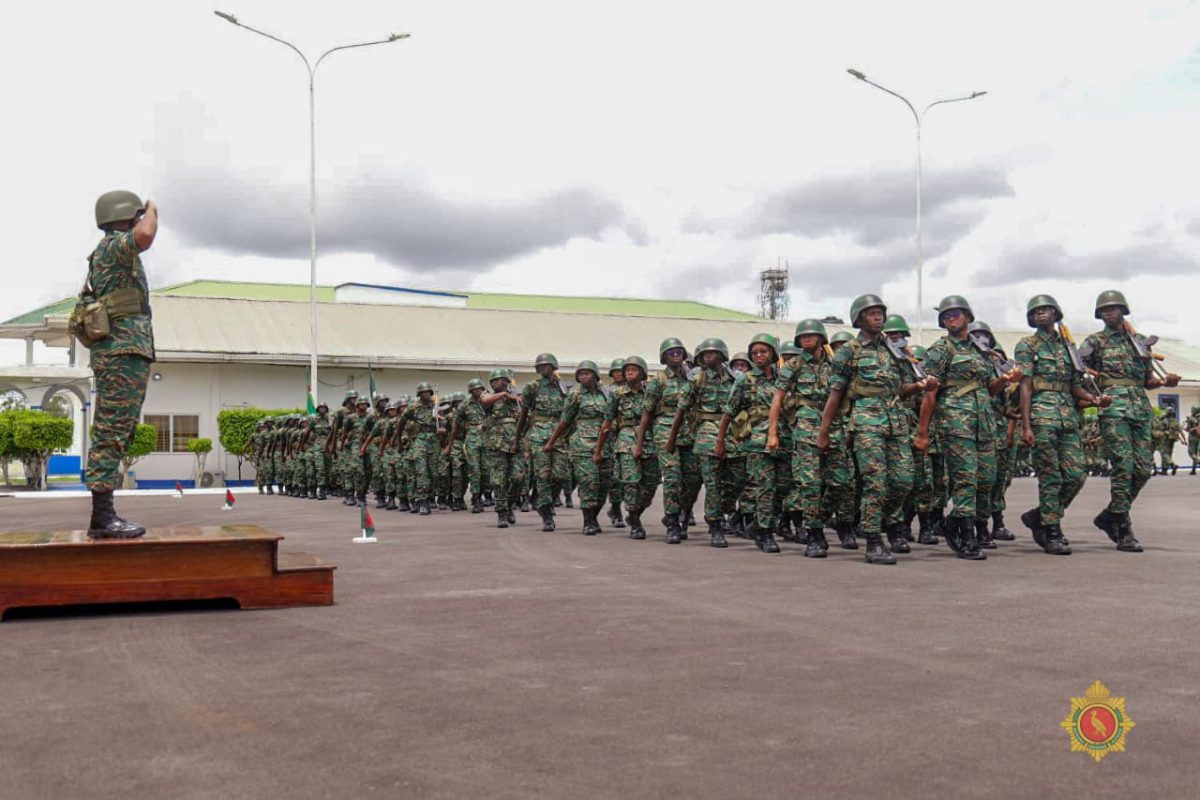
[2,477,1198,799]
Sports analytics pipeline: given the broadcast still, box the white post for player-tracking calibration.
[308,71,319,408]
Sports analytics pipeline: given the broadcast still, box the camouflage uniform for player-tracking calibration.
[828,334,914,538]
[1013,329,1086,526]
[724,367,788,536]
[340,408,374,499]
[523,376,570,509]
[398,400,441,507]
[482,393,524,513]
[253,424,274,491]
[677,365,736,526]
[86,229,154,492]
[455,396,488,499]
[644,367,702,518]
[560,384,612,508]
[607,384,660,517]
[1187,406,1200,473]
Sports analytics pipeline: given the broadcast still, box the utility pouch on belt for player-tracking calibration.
[731,407,766,442]
[69,266,110,349]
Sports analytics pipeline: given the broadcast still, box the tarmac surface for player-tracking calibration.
[2,476,1198,799]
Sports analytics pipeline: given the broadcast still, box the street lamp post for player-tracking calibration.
[214,11,409,405]
[846,68,986,344]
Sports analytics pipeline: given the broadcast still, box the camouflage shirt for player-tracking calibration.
[87,229,154,360]
[922,334,996,441]
[828,333,909,436]
[482,395,521,451]
[522,377,568,445]
[778,350,834,443]
[1013,329,1083,427]
[560,385,609,456]
[1081,326,1152,422]
[454,397,488,439]
[643,367,695,447]
[677,365,736,456]
[399,402,440,441]
[308,412,332,451]
[606,384,654,456]
[723,366,784,454]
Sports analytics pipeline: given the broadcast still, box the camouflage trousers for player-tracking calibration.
[1031,415,1086,525]
[722,456,747,515]
[608,446,623,507]
[787,435,853,529]
[407,434,439,502]
[381,450,401,495]
[483,448,527,510]
[254,456,273,488]
[464,432,485,495]
[1101,415,1152,514]
[697,454,729,523]
[1189,436,1200,463]
[86,353,151,492]
[746,451,789,530]
[304,448,328,488]
[440,440,468,501]
[942,433,997,520]
[617,452,660,513]
[853,428,914,534]
[531,436,570,508]
[570,446,612,508]
[654,437,702,516]
[1156,443,1176,470]
[991,439,1016,513]
[342,448,370,495]
[401,449,417,501]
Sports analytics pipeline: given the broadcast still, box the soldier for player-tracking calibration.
[395,383,441,515]
[717,333,786,554]
[328,390,359,497]
[724,352,753,536]
[82,191,158,537]
[480,369,524,528]
[817,295,926,565]
[883,313,925,546]
[917,297,1020,559]
[1082,290,1180,549]
[445,392,469,509]
[392,395,414,511]
[1186,405,1200,476]
[376,401,401,509]
[253,419,273,494]
[672,338,735,548]
[639,338,703,543]
[598,356,660,539]
[337,398,374,505]
[367,395,389,507]
[544,361,612,535]
[969,321,1020,540]
[1015,295,1107,555]
[1159,414,1183,475]
[605,359,628,528]
[516,354,571,532]
[769,319,852,557]
[450,380,489,513]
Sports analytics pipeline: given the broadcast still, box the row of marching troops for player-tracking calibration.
[247,287,1182,564]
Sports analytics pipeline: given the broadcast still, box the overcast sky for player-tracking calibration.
[3,0,1198,365]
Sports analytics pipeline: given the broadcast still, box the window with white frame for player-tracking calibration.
[143,414,201,453]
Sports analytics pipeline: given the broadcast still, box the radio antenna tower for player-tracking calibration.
[758,259,790,320]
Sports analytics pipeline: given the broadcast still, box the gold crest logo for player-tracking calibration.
[1061,680,1135,763]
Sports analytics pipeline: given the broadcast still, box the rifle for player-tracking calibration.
[969,332,1018,378]
[1122,320,1170,381]
[1058,322,1105,399]
[883,335,927,380]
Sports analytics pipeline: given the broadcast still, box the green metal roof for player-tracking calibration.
[4,280,761,325]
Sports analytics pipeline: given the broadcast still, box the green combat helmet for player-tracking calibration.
[415,381,434,395]
[623,355,649,378]
[534,353,559,369]
[608,358,626,376]
[1025,294,1063,327]
[850,293,887,329]
[343,389,359,406]
[694,337,730,362]
[488,368,510,382]
[830,330,854,345]
[1094,289,1130,318]
[658,337,686,364]
[95,190,145,229]
[780,342,801,359]
[748,332,780,360]
[729,352,752,370]
[911,345,928,360]
[575,359,600,380]
[467,378,486,392]
[935,295,975,327]
[794,318,829,345]
[968,320,995,346]
[882,314,911,335]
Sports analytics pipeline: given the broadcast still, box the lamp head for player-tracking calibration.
[388,33,411,42]
[847,68,866,80]
[214,10,238,24]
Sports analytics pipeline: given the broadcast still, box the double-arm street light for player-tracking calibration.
[214,11,410,405]
[847,68,986,344]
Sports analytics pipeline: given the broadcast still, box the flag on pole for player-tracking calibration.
[354,504,378,543]
[306,384,316,415]
[222,489,236,510]
[174,481,184,498]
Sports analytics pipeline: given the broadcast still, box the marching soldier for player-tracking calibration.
[516,354,571,531]
[605,359,628,528]
[1186,405,1200,475]
[480,369,524,528]
[639,338,702,543]
[599,356,660,539]
[544,361,612,535]
[450,379,490,513]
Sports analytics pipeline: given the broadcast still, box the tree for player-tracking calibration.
[43,394,71,419]
[0,411,20,487]
[188,437,213,484]
[10,410,74,491]
[120,423,158,487]
[218,407,304,481]
[1,390,26,412]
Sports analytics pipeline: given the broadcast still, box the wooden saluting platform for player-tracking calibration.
[0,524,335,619]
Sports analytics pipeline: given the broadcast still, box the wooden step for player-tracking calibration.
[0,524,335,619]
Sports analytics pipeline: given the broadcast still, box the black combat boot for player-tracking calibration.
[396,497,410,512]
[958,517,987,560]
[835,520,858,549]
[506,507,517,525]
[976,518,996,550]
[87,490,146,540]
[888,522,911,554]
[777,511,794,543]
[785,511,806,545]
[1020,507,1047,549]
[864,532,896,565]
[902,510,916,542]
[417,499,430,516]
[342,492,357,507]
[553,493,563,508]
[677,509,690,540]
[916,512,939,545]
[942,515,964,555]
[708,520,728,548]
[497,508,509,529]
[627,509,646,540]
[609,503,626,529]
[538,505,556,532]
[317,486,327,501]
[471,494,483,514]
[385,494,398,510]
[409,496,421,513]
[804,527,827,558]
[257,485,264,495]
[266,485,275,495]
[663,513,682,544]
[990,511,1014,540]
[482,492,494,507]
[1115,513,1143,552]
[375,491,387,509]
[726,512,744,537]
[565,492,574,509]
[520,496,533,513]
[1042,523,1071,555]
[1092,507,1121,544]
[582,508,600,535]
[757,522,780,554]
